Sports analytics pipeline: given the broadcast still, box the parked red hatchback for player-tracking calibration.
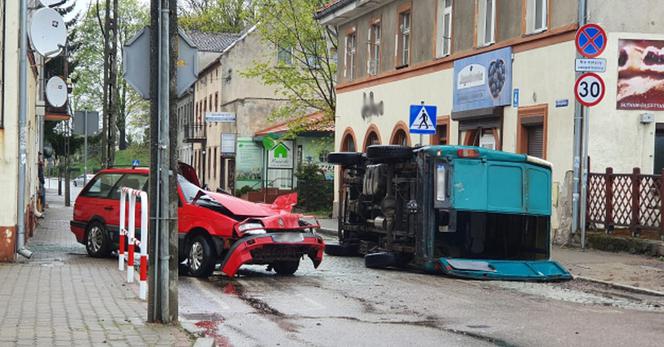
[70,163,324,277]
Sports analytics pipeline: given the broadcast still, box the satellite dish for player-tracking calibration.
[45,76,68,108]
[29,8,67,58]
[39,0,64,7]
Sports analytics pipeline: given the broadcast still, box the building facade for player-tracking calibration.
[318,0,664,237]
[0,0,42,261]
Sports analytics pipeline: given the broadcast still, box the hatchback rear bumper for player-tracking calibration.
[220,232,325,277]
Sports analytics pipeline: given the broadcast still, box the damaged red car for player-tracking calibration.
[70,164,325,277]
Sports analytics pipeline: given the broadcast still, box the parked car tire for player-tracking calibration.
[366,145,413,163]
[364,252,398,269]
[187,235,216,278]
[324,243,357,257]
[85,222,112,258]
[272,260,300,275]
[327,152,365,166]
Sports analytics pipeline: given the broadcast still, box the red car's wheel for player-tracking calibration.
[86,222,112,258]
[187,235,216,277]
[272,260,300,276]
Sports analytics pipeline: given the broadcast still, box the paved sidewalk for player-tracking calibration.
[318,218,664,294]
[0,189,193,346]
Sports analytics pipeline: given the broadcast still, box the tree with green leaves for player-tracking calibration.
[178,0,255,33]
[243,0,337,135]
[70,0,149,158]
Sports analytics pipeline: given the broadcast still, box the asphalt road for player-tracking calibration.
[179,235,664,347]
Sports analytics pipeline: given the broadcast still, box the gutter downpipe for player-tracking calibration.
[571,0,587,248]
[17,0,33,259]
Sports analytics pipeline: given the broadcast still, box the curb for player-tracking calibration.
[179,319,215,347]
[574,275,664,297]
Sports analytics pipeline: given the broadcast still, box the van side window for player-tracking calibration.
[82,174,123,198]
[110,174,149,200]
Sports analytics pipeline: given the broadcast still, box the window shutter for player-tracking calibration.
[526,125,544,158]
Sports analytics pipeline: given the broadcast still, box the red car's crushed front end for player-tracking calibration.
[219,214,325,277]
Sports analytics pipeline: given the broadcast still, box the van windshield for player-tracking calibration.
[178,175,202,203]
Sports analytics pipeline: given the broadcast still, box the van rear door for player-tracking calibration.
[434,258,572,281]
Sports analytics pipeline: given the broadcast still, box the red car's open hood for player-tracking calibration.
[205,192,280,217]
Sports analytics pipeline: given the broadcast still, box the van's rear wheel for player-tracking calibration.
[366,145,412,163]
[187,235,216,277]
[272,260,300,275]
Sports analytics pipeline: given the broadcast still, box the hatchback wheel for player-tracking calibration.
[272,260,300,276]
[187,235,216,278]
[86,222,112,258]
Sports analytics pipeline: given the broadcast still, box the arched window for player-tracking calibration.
[342,133,356,152]
[365,131,380,149]
[389,122,411,146]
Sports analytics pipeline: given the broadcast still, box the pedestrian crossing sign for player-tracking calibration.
[409,104,437,135]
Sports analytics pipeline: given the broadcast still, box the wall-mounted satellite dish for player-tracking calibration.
[29,7,67,58]
[39,0,65,7]
[45,76,68,108]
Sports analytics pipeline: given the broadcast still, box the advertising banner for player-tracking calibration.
[617,39,664,110]
[453,47,512,113]
[235,137,262,188]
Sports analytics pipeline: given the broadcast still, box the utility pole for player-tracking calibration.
[572,0,588,247]
[148,0,178,323]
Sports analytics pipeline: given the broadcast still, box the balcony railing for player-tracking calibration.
[184,124,206,142]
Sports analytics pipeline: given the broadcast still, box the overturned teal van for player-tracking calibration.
[326,145,571,281]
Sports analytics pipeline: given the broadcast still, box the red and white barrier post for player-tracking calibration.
[136,190,149,300]
[127,192,136,283]
[118,192,126,271]
[118,187,149,300]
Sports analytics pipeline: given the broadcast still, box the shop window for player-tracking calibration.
[368,20,381,75]
[465,128,499,150]
[477,0,495,46]
[436,0,453,57]
[517,105,548,159]
[526,0,547,33]
[345,31,357,80]
[397,9,411,67]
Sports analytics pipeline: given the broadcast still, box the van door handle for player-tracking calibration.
[104,206,114,211]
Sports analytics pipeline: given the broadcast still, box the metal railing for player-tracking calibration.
[184,124,206,142]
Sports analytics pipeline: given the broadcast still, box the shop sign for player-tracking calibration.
[221,133,236,155]
[361,91,384,120]
[268,140,294,169]
[236,137,262,184]
[453,47,512,113]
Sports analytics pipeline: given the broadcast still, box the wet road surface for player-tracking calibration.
[179,236,664,347]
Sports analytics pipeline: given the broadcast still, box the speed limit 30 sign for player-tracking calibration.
[575,72,605,107]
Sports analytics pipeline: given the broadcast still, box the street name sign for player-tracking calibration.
[205,112,236,123]
[409,104,437,135]
[576,24,607,58]
[575,58,607,73]
[575,73,605,107]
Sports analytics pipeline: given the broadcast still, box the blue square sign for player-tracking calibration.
[409,105,437,135]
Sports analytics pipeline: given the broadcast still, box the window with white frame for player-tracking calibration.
[437,0,453,57]
[527,0,547,33]
[345,31,357,80]
[398,11,411,66]
[368,21,381,75]
[477,0,495,46]
[277,45,293,65]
